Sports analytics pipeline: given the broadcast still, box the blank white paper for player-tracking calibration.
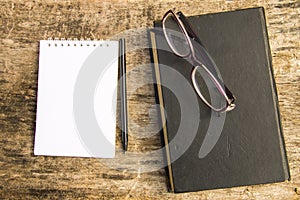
[34,40,118,158]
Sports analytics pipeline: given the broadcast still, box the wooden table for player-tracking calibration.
[0,0,299,199]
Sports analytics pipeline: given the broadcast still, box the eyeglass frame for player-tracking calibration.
[162,10,236,112]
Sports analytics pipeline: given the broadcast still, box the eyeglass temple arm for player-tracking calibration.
[177,12,205,47]
[224,84,235,103]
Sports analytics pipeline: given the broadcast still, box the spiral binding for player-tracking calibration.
[46,38,110,47]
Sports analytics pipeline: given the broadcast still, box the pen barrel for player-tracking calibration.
[119,38,128,151]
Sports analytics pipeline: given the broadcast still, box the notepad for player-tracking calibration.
[34,39,119,158]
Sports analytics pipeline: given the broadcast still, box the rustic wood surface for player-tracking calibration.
[0,0,299,199]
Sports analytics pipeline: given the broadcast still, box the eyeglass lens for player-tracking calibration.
[164,13,190,57]
[193,66,228,111]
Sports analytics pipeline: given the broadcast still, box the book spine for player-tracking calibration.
[149,30,175,192]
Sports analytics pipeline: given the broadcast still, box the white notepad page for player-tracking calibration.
[35,40,119,158]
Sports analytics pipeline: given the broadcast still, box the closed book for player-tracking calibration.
[149,7,290,193]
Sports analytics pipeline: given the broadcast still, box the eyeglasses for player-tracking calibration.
[162,10,236,112]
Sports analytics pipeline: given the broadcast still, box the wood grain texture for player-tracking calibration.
[0,0,299,199]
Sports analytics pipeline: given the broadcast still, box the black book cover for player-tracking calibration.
[149,7,290,193]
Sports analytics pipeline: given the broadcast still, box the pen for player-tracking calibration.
[119,38,128,151]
